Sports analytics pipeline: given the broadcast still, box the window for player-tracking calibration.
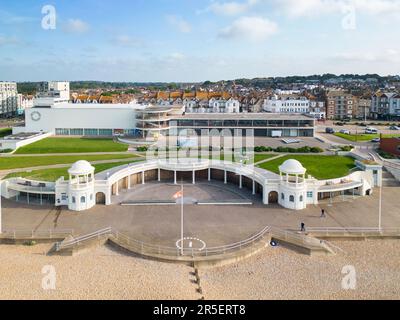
[81,196,86,203]
[307,191,313,198]
[299,195,303,202]
[70,128,84,136]
[281,193,285,200]
[84,128,99,136]
[61,193,67,201]
[99,129,113,136]
[72,196,76,204]
[289,195,295,202]
[56,128,69,135]
[90,194,93,201]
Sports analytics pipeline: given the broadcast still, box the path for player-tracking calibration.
[254,154,286,166]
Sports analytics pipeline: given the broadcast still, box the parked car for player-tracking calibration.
[325,127,335,134]
[389,126,400,131]
[365,127,378,134]
[371,138,381,143]
[339,129,351,135]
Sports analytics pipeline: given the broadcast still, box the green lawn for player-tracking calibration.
[15,137,128,154]
[5,160,141,182]
[334,132,400,142]
[257,155,355,180]
[0,128,12,138]
[0,154,137,170]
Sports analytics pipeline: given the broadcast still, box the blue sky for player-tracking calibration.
[1,0,400,82]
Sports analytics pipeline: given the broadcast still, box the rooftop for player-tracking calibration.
[178,113,314,121]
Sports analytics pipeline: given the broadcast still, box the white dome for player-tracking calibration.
[68,160,95,175]
[279,159,306,175]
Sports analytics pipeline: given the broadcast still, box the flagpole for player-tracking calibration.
[180,183,184,256]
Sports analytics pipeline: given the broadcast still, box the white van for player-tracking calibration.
[365,127,378,134]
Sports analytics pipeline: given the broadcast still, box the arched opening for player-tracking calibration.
[366,189,372,196]
[268,191,279,204]
[96,192,106,205]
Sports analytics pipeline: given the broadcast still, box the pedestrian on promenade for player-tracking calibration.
[321,208,326,218]
[300,222,306,232]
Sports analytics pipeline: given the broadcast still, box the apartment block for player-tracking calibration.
[326,91,356,120]
[0,82,18,117]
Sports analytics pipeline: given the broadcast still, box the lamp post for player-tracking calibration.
[378,183,382,231]
[173,183,184,255]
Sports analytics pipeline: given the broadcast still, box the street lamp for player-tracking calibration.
[173,184,184,255]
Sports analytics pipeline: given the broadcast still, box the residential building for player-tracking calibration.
[325,91,356,120]
[356,98,372,120]
[0,81,18,117]
[308,99,326,119]
[34,81,70,107]
[17,94,34,116]
[263,95,310,114]
[371,91,400,119]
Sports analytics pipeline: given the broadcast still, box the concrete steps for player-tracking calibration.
[382,169,400,187]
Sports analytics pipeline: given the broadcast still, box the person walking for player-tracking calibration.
[300,222,306,232]
[320,208,326,218]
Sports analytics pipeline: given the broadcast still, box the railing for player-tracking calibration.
[2,229,74,240]
[305,227,400,237]
[269,227,328,249]
[55,227,111,251]
[7,183,56,194]
[55,226,271,259]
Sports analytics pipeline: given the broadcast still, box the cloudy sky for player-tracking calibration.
[1,0,400,82]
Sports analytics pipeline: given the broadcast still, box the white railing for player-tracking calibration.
[55,227,111,251]
[55,226,271,258]
[7,183,56,194]
[269,227,328,249]
[2,229,74,240]
[306,227,400,237]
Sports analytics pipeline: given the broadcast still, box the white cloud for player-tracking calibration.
[169,52,186,60]
[333,49,400,63]
[64,19,90,33]
[0,35,20,46]
[112,35,143,47]
[0,10,36,24]
[204,0,260,16]
[275,0,400,18]
[166,15,192,33]
[219,16,278,41]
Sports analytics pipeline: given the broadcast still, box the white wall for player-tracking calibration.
[0,132,53,151]
[24,105,137,133]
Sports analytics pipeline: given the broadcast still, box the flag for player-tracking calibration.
[173,190,183,199]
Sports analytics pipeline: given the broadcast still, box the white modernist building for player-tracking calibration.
[1,158,382,212]
[16,103,139,136]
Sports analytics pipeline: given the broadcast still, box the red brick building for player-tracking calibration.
[380,138,400,156]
